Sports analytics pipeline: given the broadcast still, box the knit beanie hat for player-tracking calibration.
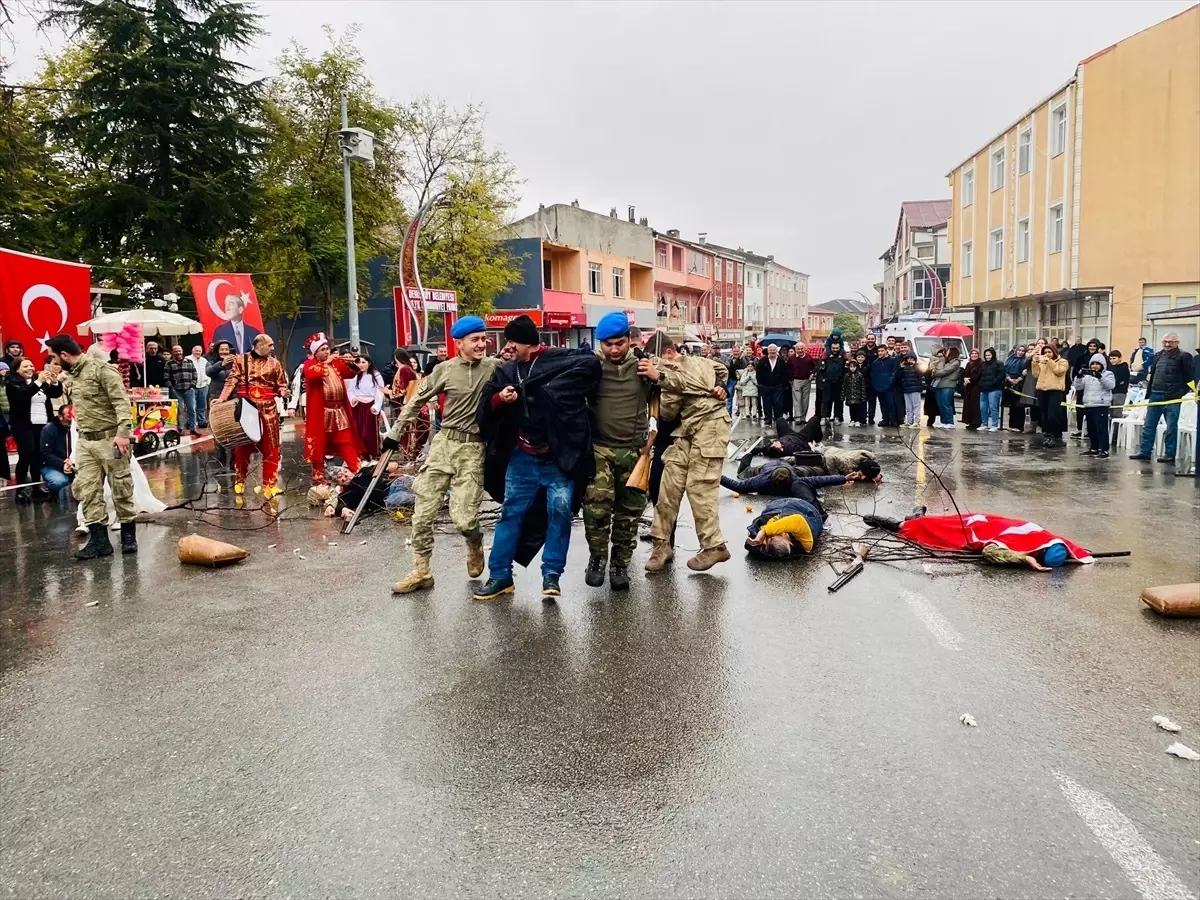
[503,314,540,346]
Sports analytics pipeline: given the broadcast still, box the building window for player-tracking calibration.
[726,298,733,318]
[672,247,683,271]
[1051,104,1067,156]
[612,267,624,298]
[1017,218,1030,262]
[588,262,602,295]
[963,168,975,207]
[715,259,722,280]
[989,228,1004,270]
[916,244,934,260]
[725,263,732,283]
[1018,128,1032,174]
[962,240,973,277]
[543,259,552,290]
[1048,203,1064,253]
[991,147,1005,191]
[756,272,762,288]
[656,243,667,268]
[1142,295,1171,317]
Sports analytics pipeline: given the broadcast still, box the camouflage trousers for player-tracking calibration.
[74,434,135,526]
[650,434,726,550]
[409,431,485,556]
[583,445,647,566]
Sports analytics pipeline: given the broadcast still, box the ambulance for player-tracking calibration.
[882,314,972,372]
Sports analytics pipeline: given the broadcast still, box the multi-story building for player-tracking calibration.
[880,200,952,324]
[498,202,656,347]
[764,258,809,336]
[804,308,835,342]
[653,229,716,340]
[740,252,769,339]
[946,5,1199,355]
[811,298,875,335]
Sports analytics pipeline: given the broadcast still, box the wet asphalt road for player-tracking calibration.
[1,422,1198,899]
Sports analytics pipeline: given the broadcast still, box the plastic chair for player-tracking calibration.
[1175,397,1197,469]
[1113,401,1147,450]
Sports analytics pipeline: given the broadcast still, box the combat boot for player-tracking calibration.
[585,553,606,587]
[609,560,630,591]
[644,540,674,573]
[393,554,434,594]
[465,534,485,579]
[120,522,138,554]
[75,523,114,560]
[687,544,731,572]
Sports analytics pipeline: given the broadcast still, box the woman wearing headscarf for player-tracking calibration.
[961,348,983,430]
[1003,345,1031,432]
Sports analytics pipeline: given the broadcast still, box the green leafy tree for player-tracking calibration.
[399,96,521,315]
[832,312,865,341]
[235,26,404,343]
[42,0,264,290]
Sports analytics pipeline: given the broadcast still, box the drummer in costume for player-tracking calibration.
[643,334,732,573]
[218,333,290,498]
[302,333,363,483]
[383,316,498,594]
[583,312,654,592]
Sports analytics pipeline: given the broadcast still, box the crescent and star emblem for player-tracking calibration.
[21,284,70,353]
[204,279,255,322]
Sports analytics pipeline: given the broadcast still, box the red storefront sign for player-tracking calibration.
[544,311,574,329]
[484,309,543,328]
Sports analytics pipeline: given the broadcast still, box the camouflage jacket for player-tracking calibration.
[65,354,132,438]
[655,354,731,451]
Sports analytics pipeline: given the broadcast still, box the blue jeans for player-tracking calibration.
[1138,392,1182,458]
[194,385,208,426]
[981,390,1002,427]
[41,466,72,501]
[936,387,956,424]
[173,387,199,430]
[488,449,574,579]
[726,378,736,414]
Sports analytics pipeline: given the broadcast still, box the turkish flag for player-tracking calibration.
[187,273,266,355]
[0,248,92,359]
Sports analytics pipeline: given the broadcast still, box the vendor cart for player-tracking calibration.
[129,388,181,452]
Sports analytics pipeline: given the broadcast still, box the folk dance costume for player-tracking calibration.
[219,349,289,497]
[301,333,363,483]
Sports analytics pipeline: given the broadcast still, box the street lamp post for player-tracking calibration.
[338,95,376,350]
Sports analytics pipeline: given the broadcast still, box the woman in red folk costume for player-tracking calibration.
[302,333,363,483]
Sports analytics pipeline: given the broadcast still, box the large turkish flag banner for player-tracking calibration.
[187,273,266,354]
[0,248,91,358]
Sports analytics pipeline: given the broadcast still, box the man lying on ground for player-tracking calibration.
[745,497,827,560]
[722,459,870,504]
[863,509,1093,571]
[311,463,417,521]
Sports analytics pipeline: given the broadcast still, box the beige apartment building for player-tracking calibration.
[946,4,1199,356]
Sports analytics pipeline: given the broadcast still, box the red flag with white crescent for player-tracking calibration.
[0,248,92,358]
[187,273,266,354]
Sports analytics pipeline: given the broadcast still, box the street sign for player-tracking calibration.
[402,287,458,312]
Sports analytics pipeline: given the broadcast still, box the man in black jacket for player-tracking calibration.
[474,315,602,601]
[1129,333,1195,465]
[756,343,790,428]
[819,341,846,423]
[39,404,74,502]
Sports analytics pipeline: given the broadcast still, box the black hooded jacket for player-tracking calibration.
[478,348,601,567]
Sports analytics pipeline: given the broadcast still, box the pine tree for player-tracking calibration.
[43,0,263,286]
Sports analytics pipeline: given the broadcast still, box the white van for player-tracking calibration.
[882,320,970,372]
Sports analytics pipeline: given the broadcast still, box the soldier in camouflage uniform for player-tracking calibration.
[583,312,654,591]
[644,334,732,573]
[47,335,137,559]
[383,317,498,594]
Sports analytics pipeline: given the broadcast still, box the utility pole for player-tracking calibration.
[341,94,360,349]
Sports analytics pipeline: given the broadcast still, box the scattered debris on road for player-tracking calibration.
[84,601,99,608]
[326,541,338,546]
[358,540,368,545]
[1153,715,1182,733]
[959,713,978,727]
[267,544,277,549]
[1165,742,1199,761]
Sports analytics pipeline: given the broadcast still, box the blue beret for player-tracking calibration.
[451,316,486,339]
[1040,542,1069,568]
[595,311,631,342]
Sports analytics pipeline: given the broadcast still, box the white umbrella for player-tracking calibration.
[77,308,203,337]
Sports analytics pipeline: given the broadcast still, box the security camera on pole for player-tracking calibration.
[338,95,376,350]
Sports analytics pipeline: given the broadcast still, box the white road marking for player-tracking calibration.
[899,589,963,651]
[1054,772,1197,900]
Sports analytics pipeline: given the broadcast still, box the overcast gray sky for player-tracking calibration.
[6,0,1193,303]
